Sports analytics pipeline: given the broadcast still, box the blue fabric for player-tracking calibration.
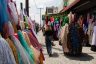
[0,35,16,64]
[0,0,9,32]
[69,23,80,48]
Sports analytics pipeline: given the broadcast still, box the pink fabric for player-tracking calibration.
[14,33,19,39]
[50,17,54,22]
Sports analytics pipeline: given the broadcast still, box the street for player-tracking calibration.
[37,31,96,64]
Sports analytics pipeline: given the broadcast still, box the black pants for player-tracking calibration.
[45,35,52,55]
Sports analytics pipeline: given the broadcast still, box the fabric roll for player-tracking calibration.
[0,35,16,64]
[10,35,31,64]
[26,30,42,51]
[0,0,9,32]
[22,31,40,63]
[8,2,18,25]
[8,22,14,36]
[17,30,35,64]
[6,38,19,64]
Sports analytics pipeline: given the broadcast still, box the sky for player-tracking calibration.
[14,0,63,24]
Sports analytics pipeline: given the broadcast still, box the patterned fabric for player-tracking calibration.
[6,38,19,64]
[0,35,16,64]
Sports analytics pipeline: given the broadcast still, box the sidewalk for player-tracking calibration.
[37,31,96,64]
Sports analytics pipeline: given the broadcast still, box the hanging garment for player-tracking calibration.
[17,30,35,64]
[8,1,18,25]
[6,38,19,64]
[62,16,69,27]
[25,30,42,51]
[24,16,29,29]
[0,0,9,33]
[22,31,40,63]
[91,26,96,51]
[87,22,94,45]
[50,17,54,23]
[68,22,84,55]
[10,35,31,64]
[91,26,96,46]
[0,35,16,64]
[61,24,69,53]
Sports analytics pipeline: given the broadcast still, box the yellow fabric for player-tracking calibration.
[39,52,44,64]
[11,22,18,33]
[20,21,25,30]
[6,38,19,64]
[22,31,31,46]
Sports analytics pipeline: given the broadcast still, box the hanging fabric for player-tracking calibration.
[0,35,16,64]
[10,35,31,64]
[6,38,19,64]
[8,1,18,25]
[0,0,9,33]
[17,30,35,64]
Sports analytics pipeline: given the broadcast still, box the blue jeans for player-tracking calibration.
[45,35,52,55]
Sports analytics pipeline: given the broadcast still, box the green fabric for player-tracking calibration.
[18,30,35,64]
[64,1,68,6]
[62,16,69,27]
[24,16,29,29]
[17,51,23,64]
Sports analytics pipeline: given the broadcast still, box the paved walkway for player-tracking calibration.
[37,31,96,64]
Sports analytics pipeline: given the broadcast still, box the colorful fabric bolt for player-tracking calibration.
[0,35,16,64]
[0,0,9,32]
[10,35,31,64]
[6,38,19,64]
[17,30,35,64]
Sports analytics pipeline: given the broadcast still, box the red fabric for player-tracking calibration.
[45,16,48,25]
[26,30,42,51]
[14,33,19,39]
[50,17,54,22]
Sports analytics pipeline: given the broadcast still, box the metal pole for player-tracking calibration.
[37,8,43,27]
[20,3,23,10]
[25,0,29,16]
[40,8,42,27]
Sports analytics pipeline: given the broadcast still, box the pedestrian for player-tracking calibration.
[44,21,53,57]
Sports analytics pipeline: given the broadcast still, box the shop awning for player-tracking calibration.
[60,0,80,13]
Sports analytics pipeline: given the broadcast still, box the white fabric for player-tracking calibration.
[8,2,18,25]
[87,22,94,44]
[92,26,96,46]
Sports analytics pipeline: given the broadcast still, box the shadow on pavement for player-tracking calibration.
[44,52,59,57]
[65,53,94,61]
[41,44,62,51]
[52,52,59,57]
